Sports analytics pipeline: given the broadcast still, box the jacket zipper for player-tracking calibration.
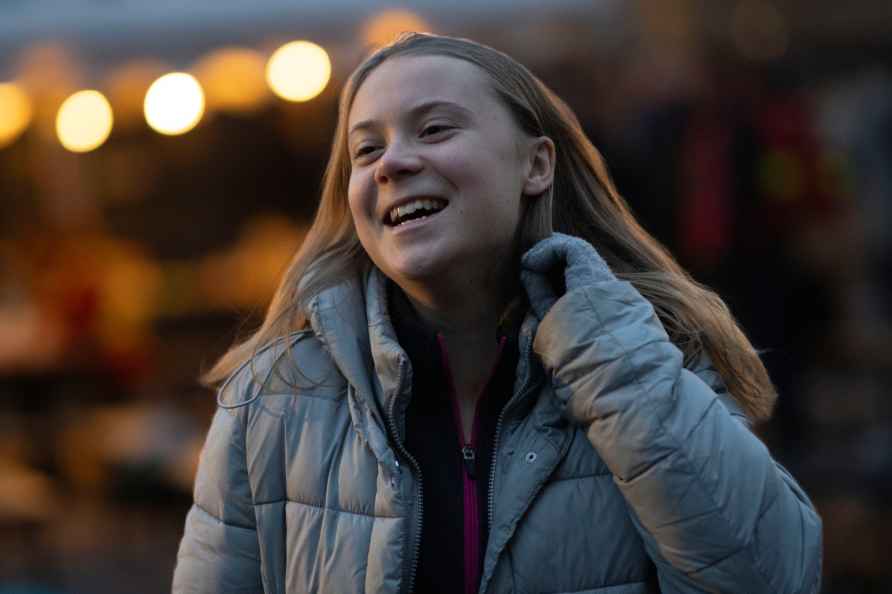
[385,356,424,594]
[486,328,536,550]
[461,445,479,594]
[439,333,505,594]
[461,445,476,478]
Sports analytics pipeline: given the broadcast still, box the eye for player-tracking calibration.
[353,145,379,159]
[420,123,452,137]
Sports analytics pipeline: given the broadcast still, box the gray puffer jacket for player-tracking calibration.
[172,239,822,594]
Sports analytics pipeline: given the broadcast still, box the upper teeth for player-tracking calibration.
[389,198,447,224]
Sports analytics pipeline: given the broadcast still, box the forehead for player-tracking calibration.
[348,55,497,126]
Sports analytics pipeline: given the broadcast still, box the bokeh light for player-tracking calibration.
[55,90,114,153]
[143,72,205,135]
[0,82,33,148]
[265,41,331,102]
[195,47,270,113]
[362,10,431,48]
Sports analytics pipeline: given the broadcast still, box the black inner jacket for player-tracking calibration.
[388,282,522,594]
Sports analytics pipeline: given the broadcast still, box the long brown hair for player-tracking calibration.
[202,32,776,422]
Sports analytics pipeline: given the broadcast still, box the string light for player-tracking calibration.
[144,72,205,135]
[55,90,114,153]
[0,82,33,148]
[265,41,331,103]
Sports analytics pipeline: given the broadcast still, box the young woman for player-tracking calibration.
[173,33,822,594]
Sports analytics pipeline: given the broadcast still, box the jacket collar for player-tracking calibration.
[308,265,542,443]
[307,265,413,443]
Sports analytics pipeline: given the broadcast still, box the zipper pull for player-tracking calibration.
[461,445,476,480]
[391,458,401,489]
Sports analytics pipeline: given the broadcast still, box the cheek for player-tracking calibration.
[347,176,382,258]
[347,175,372,222]
[456,139,522,196]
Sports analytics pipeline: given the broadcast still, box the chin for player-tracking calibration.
[382,252,452,285]
[389,261,445,284]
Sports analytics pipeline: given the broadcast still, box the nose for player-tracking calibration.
[374,140,422,185]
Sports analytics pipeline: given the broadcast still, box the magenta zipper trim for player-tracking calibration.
[436,333,507,594]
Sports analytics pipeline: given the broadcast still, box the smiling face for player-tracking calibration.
[346,55,540,291]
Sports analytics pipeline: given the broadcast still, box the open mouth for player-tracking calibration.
[385,198,448,227]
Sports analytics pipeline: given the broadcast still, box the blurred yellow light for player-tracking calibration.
[266,41,331,102]
[362,10,431,48]
[55,90,113,153]
[195,47,270,112]
[144,72,205,135]
[0,82,33,148]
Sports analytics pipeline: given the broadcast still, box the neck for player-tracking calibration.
[392,263,519,404]
[397,270,518,341]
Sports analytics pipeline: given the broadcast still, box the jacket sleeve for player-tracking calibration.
[172,396,262,593]
[532,279,823,594]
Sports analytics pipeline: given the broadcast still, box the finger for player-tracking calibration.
[560,237,613,285]
[521,237,568,274]
[520,269,557,320]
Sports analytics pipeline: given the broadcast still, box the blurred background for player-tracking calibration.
[1,0,891,592]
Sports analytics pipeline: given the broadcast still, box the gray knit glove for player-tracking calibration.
[520,232,615,320]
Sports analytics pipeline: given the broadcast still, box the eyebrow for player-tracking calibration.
[348,99,472,137]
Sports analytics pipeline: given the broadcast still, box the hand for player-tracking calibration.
[520,232,614,319]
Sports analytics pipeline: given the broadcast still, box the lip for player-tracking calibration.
[380,195,449,225]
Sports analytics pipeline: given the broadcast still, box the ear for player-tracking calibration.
[522,136,556,197]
